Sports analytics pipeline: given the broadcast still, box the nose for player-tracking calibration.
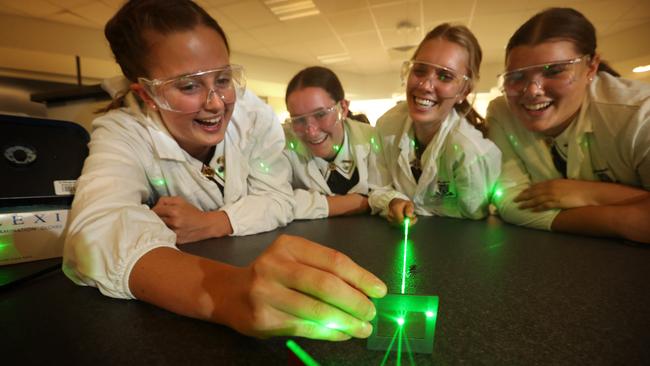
[204,88,226,110]
[521,78,544,96]
[302,118,321,136]
[417,77,435,91]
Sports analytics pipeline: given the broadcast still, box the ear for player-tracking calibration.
[130,83,157,109]
[586,54,600,81]
[457,82,472,104]
[339,99,350,118]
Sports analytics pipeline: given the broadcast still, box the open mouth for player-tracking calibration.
[413,96,438,109]
[307,134,328,145]
[522,101,552,112]
[194,116,223,129]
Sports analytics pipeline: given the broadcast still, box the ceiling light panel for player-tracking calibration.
[264,0,320,21]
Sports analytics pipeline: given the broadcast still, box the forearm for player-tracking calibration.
[326,194,369,217]
[128,247,242,325]
[579,181,649,206]
[551,196,650,243]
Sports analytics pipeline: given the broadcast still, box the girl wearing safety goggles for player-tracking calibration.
[487,7,650,243]
[64,0,386,341]
[283,66,381,219]
[369,23,502,226]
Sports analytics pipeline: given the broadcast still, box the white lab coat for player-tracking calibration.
[369,102,501,219]
[63,90,295,299]
[487,72,650,230]
[283,118,381,219]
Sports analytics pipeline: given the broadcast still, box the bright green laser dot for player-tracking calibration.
[494,189,503,199]
[289,141,295,150]
[425,311,434,318]
[152,178,166,186]
[401,217,410,294]
[286,340,320,366]
[397,317,405,326]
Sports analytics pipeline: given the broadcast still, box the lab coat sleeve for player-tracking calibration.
[368,124,410,217]
[292,188,329,219]
[632,102,650,189]
[486,101,559,230]
[63,112,177,300]
[452,137,502,220]
[221,103,295,235]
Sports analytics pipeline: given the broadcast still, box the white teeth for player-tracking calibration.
[195,116,222,125]
[308,135,327,144]
[414,97,436,108]
[524,102,551,111]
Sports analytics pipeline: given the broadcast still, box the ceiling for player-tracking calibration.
[0,0,649,74]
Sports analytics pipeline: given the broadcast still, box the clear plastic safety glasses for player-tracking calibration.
[285,102,342,134]
[138,64,246,113]
[498,56,588,96]
[401,60,470,98]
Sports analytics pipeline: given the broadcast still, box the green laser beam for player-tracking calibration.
[401,218,410,294]
[379,325,402,366]
[401,326,417,366]
[286,340,320,366]
[397,325,403,365]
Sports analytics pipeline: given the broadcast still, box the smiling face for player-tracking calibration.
[133,25,233,161]
[286,86,347,160]
[406,38,470,128]
[505,40,598,137]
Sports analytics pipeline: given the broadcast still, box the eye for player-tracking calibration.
[542,63,569,77]
[214,71,233,88]
[313,110,329,120]
[504,71,524,85]
[292,116,307,126]
[411,64,430,77]
[436,70,456,83]
[171,78,203,94]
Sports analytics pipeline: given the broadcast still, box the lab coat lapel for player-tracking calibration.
[397,116,417,188]
[346,121,368,192]
[567,95,596,180]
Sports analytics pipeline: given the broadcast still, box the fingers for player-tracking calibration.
[269,283,374,339]
[404,202,417,225]
[281,261,378,322]
[388,198,415,226]
[278,235,387,300]
[237,293,353,341]
[387,205,404,225]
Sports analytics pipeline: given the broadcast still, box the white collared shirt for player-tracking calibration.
[312,130,357,181]
[368,102,502,219]
[284,118,381,219]
[487,72,650,230]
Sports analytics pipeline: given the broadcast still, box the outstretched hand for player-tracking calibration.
[224,234,388,340]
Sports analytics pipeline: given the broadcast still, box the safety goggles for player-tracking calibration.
[401,60,470,98]
[286,102,342,133]
[498,56,587,96]
[138,64,246,113]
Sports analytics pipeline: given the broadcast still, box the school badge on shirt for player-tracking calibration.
[434,180,456,198]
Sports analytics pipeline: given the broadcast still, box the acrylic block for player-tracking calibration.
[367,294,439,354]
